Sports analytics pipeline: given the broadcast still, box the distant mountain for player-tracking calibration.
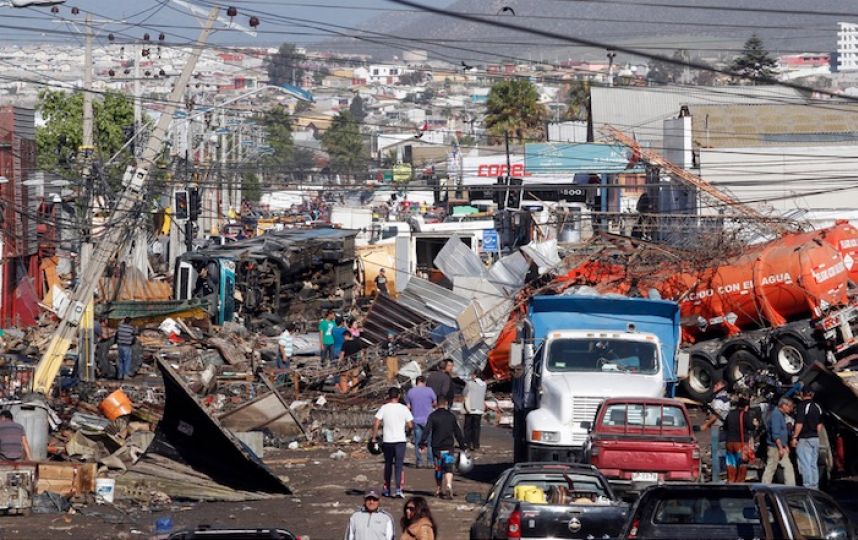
[317,0,849,64]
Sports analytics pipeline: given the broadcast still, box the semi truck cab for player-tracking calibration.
[512,295,686,463]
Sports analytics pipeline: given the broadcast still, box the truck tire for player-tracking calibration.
[770,336,820,380]
[725,350,763,385]
[680,357,718,402]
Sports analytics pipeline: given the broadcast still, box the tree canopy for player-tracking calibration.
[36,89,136,178]
[484,79,547,141]
[564,79,591,121]
[348,95,366,123]
[266,43,305,86]
[255,105,294,166]
[321,111,367,178]
[730,34,778,81]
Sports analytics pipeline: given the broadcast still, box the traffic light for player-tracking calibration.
[174,190,189,220]
[188,186,201,220]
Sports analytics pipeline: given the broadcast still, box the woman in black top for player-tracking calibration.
[723,397,753,483]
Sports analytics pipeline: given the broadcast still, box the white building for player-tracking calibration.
[367,64,406,84]
[838,22,858,71]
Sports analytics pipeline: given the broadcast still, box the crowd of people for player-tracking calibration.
[703,379,828,488]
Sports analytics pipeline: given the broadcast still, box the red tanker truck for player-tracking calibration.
[487,222,858,402]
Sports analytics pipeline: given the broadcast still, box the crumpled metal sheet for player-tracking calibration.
[487,251,529,295]
[521,239,562,274]
[398,277,471,328]
[433,236,486,280]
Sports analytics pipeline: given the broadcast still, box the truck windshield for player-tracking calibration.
[546,338,658,374]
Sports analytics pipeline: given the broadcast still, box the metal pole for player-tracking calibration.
[79,14,95,382]
[134,43,142,155]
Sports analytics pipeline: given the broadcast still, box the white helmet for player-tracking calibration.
[457,451,474,474]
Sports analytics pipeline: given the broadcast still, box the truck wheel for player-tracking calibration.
[680,357,717,402]
[770,337,819,380]
[725,350,763,385]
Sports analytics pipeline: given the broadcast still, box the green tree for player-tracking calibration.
[484,79,547,141]
[313,66,331,86]
[289,147,316,179]
[255,105,293,165]
[730,34,778,81]
[266,43,305,86]
[321,111,367,178]
[348,95,366,123]
[647,50,688,85]
[241,172,262,202]
[36,89,136,178]
[564,79,591,121]
[294,100,312,114]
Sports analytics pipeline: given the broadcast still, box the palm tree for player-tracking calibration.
[485,79,547,142]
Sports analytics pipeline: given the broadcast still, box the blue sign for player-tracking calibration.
[483,229,499,253]
[525,143,643,174]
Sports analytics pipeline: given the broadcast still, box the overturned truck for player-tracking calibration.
[174,229,357,328]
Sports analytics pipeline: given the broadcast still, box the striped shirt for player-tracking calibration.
[115,323,137,346]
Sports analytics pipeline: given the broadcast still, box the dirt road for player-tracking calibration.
[0,425,514,539]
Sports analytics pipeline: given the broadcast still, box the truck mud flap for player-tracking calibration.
[126,359,291,498]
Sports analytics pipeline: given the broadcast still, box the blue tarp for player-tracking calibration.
[528,295,680,382]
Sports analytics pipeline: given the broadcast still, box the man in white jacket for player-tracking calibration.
[463,370,487,451]
[344,490,395,540]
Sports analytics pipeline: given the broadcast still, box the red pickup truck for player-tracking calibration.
[584,397,701,492]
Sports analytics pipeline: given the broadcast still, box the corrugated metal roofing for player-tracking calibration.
[361,293,435,348]
[398,277,471,328]
[690,102,858,148]
[591,85,807,147]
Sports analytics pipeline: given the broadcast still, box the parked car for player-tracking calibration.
[583,397,701,492]
[467,462,629,540]
[623,483,855,540]
[168,527,298,539]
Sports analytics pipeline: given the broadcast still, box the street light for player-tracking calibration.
[6,0,65,6]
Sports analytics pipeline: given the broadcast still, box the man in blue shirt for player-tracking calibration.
[762,397,796,485]
[332,318,349,361]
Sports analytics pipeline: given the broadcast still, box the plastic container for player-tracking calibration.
[95,478,115,503]
[99,389,133,420]
[514,485,546,504]
[11,404,48,461]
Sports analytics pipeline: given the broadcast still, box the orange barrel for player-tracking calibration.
[100,389,133,420]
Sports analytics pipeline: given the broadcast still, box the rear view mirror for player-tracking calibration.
[465,492,484,504]
[580,421,592,430]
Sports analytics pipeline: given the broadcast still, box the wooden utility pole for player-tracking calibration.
[33,7,222,394]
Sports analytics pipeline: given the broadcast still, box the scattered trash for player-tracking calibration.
[329,450,347,460]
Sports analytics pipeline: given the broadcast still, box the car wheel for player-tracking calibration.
[680,356,717,402]
[725,350,763,385]
[770,336,820,380]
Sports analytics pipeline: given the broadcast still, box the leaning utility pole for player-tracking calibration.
[33,7,222,395]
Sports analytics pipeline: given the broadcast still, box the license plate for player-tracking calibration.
[632,472,658,482]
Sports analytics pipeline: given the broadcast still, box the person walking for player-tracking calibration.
[372,388,414,498]
[0,410,31,461]
[399,496,437,540]
[115,317,137,380]
[701,379,730,482]
[276,324,294,370]
[425,360,454,408]
[375,268,389,296]
[319,310,336,369]
[723,397,753,483]
[419,396,466,499]
[344,490,395,540]
[462,370,487,451]
[406,376,436,468]
[762,397,796,486]
[793,389,824,489]
[332,317,349,363]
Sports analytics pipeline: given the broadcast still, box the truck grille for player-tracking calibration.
[571,396,604,445]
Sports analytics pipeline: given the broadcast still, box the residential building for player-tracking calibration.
[838,22,858,71]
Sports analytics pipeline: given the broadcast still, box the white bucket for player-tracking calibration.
[95,478,115,504]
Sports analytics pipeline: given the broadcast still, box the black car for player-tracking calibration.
[468,462,629,540]
[624,483,854,540]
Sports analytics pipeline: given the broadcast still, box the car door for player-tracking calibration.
[473,471,509,539]
[811,494,853,540]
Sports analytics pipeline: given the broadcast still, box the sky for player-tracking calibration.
[1,0,402,47]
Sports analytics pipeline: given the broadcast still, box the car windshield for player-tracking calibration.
[652,495,762,525]
[546,338,658,374]
[502,473,609,499]
[601,404,688,428]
